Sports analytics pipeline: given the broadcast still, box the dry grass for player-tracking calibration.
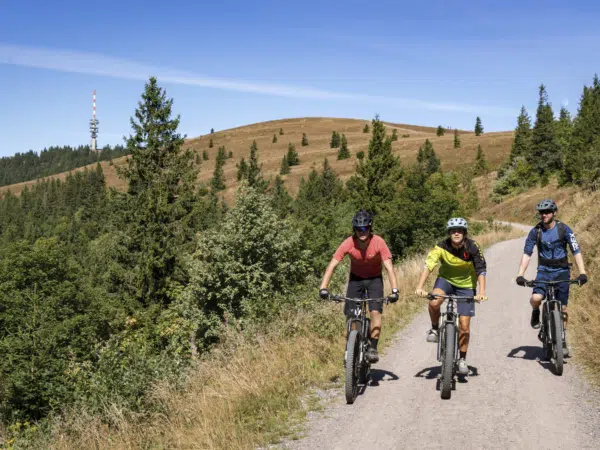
[0,118,514,201]
[14,225,521,450]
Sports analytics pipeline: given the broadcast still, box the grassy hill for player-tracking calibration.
[0,117,514,199]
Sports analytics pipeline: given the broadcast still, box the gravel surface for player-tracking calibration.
[280,232,600,450]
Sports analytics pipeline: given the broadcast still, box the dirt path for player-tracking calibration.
[283,232,600,449]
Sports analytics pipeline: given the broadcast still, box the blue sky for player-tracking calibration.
[1,0,599,157]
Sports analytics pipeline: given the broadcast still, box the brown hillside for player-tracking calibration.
[0,117,514,200]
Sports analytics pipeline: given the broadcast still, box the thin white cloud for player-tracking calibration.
[0,43,515,116]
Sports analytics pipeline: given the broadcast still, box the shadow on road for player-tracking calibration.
[369,369,399,386]
[507,345,546,360]
[414,365,479,381]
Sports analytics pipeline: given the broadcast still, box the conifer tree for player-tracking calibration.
[245,140,268,191]
[529,84,561,178]
[236,157,248,181]
[203,150,209,161]
[210,128,214,134]
[391,129,398,141]
[453,129,461,148]
[330,131,340,148]
[195,153,201,165]
[436,126,445,136]
[475,144,489,174]
[510,106,533,161]
[416,139,440,177]
[287,142,299,166]
[217,145,227,162]
[356,151,365,160]
[209,138,214,148]
[273,133,278,143]
[270,175,293,218]
[279,127,284,135]
[474,117,484,136]
[302,133,309,146]
[363,124,370,133]
[337,133,350,160]
[280,155,290,174]
[114,77,198,306]
[228,150,233,159]
[211,151,226,192]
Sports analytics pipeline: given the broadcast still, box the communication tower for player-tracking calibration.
[90,90,99,152]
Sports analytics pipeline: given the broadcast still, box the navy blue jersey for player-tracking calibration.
[524,222,581,273]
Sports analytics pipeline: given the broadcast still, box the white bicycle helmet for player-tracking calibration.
[446,217,468,231]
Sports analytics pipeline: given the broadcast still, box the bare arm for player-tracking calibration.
[573,253,586,275]
[415,267,431,295]
[517,253,532,277]
[319,258,341,290]
[383,258,398,290]
[477,274,486,297]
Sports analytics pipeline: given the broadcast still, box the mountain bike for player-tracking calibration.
[520,278,581,376]
[426,292,478,400]
[328,294,390,404]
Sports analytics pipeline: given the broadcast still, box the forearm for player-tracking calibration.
[319,259,339,289]
[574,253,586,275]
[384,260,398,290]
[517,254,531,277]
[416,267,430,290]
[478,274,486,295]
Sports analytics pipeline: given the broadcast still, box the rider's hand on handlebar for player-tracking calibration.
[516,276,526,287]
[577,274,588,286]
[387,288,399,303]
[415,288,428,298]
[475,294,488,302]
[319,288,329,300]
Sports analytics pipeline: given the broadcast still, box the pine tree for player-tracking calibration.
[279,127,284,135]
[302,133,309,146]
[474,117,484,136]
[453,129,461,148]
[475,144,489,175]
[436,126,445,136]
[203,150,209,161]
[210,128,214,134]
[287,143,299,166]
[356,151,365,160]
[330,131,340,148]
[195,153,201,165]
[363,124,370,133]
[391,129,398,142]
[236,157,248,181]
[245,140,268,191]
[211,150,226,192]
[529,84,561,178]
[510,106,533,161]
[416,139,440,177]
[280,155,290,175]
[273,134,278,143]
[209,138,214,148]
[228,150,233,159]
[269,175,293,218]
[346,115,402,217]
[114,77,198,306]
[337,134,350,160]
[217,145,227,162]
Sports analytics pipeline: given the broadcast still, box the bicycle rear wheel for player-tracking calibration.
[551,309,564,376]
[440,322,455,400]
[345,330,360,404]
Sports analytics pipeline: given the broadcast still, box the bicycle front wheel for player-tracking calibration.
[551,309,564,376]
[345,329,360,404]
[440,322,455,400]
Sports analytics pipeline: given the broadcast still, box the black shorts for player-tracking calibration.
[344,273,384,316]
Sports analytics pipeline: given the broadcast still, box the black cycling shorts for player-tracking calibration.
[344,273,384,316]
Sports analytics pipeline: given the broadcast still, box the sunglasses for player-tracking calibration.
[448,228,465,234]
[539,210,554,215]
[354,226,370,233]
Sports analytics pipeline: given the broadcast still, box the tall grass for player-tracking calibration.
[2,225,523,450]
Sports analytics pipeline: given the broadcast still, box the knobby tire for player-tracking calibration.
[345,330,360,404]
[441,322,455,400]
[551,309,564,376]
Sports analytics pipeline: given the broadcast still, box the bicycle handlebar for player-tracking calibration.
[328,294,389,304]
[521,278,583,288]
[425,293,477,302]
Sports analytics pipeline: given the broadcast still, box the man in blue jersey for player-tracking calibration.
[515,199,588,357]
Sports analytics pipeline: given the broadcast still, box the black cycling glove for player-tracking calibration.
[319,288,330,300]
[577,274,588,286]
[388,288,399,303]
[516,276,526,286]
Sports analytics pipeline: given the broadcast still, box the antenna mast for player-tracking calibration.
[90,90,99,152]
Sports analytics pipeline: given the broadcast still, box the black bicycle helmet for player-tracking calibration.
[535,198,557,212]
[352,210,372,228]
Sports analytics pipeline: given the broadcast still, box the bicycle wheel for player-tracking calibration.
[551,309,564,376]
[440,322,455,400]
[345,329,360,404]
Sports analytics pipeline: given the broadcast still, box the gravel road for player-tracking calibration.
[283,231,600,450]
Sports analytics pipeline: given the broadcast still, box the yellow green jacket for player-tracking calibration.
[425,238,487,288]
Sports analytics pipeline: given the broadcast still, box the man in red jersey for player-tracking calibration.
[319,210,399,363]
